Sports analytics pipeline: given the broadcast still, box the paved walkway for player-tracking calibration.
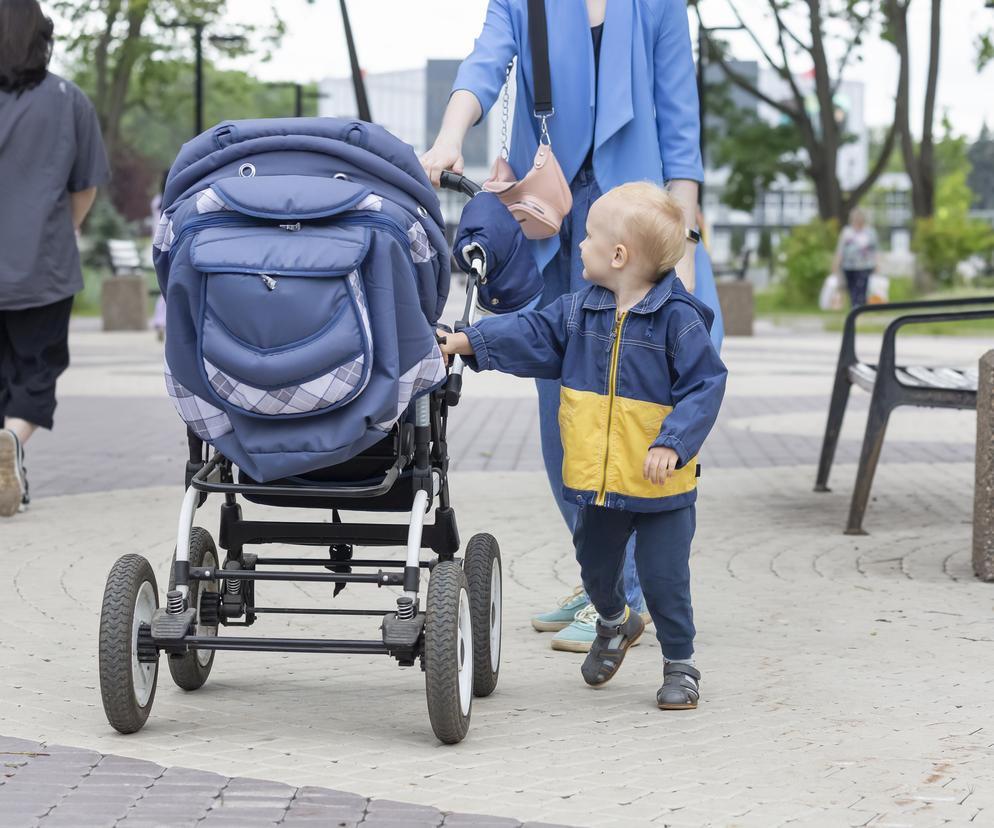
[1,311,992,827]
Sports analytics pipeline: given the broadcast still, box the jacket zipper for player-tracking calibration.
[596,311,627,506]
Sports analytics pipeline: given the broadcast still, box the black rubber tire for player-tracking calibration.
[98,554,159,734]
[424,560,472,744]
[464,533,501,698]
[167,528,219,691]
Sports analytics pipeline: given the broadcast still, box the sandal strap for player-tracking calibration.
[663,662,700,681]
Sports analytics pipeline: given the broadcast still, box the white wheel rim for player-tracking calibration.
[131,580,157,707]
[489,560,502,673]
[457,587,473,716]
[195,552,219,667]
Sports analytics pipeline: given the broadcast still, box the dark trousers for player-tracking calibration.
[573,504,696,660]
[844,268,872,308]
[0,297,73,430]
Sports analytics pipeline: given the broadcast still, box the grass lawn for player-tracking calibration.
[754,281,994,337]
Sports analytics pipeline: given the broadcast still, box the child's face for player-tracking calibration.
[578,196,624,287]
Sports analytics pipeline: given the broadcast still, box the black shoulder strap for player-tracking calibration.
[527,0,553,115]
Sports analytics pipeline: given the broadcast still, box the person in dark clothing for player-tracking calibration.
[0,0,110,516]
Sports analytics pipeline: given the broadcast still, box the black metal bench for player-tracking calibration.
[814,296,994,534]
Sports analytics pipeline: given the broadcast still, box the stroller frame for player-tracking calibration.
[97,174,498,744]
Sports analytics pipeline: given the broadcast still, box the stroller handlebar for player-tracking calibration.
[439,171,482,198]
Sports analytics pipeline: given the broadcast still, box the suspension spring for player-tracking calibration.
[396,596,415,620]
[166,589,185,614]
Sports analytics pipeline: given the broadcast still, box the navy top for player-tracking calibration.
[0,73,109,310]
[582,23,605,171]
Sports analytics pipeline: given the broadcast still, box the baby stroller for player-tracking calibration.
[96,118,499,745]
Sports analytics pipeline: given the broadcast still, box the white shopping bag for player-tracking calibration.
[818,273,845,311]
[868,274,890,304]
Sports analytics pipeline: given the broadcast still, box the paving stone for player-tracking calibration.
[1,324,991,828]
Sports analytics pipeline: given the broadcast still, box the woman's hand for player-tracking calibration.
[420,140,465,187]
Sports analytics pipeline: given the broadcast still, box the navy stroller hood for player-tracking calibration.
[454,192,542,313]
[154,118,450,482]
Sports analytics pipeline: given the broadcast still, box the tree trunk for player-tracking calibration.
[101,4,149,162]
[918,0,942,216]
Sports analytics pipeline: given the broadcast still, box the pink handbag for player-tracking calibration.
[482,0,572,240]
[483,141,573,241]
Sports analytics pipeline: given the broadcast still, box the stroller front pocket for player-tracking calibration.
[192,224,373,417]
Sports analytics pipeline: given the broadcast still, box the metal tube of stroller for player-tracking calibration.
[174,485,201,600]
[406,488,430,603]
[450,257,483,379]
[174,460,219,598]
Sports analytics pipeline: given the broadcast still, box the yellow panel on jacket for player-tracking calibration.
[558,387,698,502]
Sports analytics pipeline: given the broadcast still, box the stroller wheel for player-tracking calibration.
[464,533,502,698]
[424,560,473,744]
[167,528,219,691]
[98,554,159,734]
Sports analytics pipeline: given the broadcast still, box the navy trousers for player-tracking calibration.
[573,504,696,660]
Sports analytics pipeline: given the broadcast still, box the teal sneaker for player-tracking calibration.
[531,586,588,632]
[551,601,653,653]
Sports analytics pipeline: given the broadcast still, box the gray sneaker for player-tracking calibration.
[0,429,26,518]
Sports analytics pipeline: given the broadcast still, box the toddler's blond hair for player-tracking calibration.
[606,182,687,279]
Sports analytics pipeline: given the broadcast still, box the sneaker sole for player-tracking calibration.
[532,618,573,632]
[0,432,25,518]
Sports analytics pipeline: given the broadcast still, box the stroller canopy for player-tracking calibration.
[154,118,450,482]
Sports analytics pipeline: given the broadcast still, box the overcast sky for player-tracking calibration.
[52,0,994,139]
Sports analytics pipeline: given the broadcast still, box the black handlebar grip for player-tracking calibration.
[445,372,463,407]
[439,171,482,198]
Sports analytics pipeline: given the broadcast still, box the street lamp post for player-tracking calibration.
[165,20,245,136]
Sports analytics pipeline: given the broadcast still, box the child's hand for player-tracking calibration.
[644,446,679,486]
[436,330,474,359]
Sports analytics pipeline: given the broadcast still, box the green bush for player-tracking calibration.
[80,195,134,270]
[776,218,839,308]
[912,171,994,286]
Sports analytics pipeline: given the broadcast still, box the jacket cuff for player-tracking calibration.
[464,326,492,371]
[651,434,691,469]
[662,166,705,186]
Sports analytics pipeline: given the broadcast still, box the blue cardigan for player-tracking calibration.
[453,0,724,349]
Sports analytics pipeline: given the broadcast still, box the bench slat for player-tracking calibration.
[894,368,927,387]
[904,366,971,390]
[930,367,977,391]
[848,363,877,391]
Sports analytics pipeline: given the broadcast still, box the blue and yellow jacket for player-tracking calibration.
[465,272,727,512]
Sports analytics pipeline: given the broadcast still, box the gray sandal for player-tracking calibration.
[657,662,701,709]
[580,609,645,687]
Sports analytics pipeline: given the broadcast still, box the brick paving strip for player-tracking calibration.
[0,736,577,828]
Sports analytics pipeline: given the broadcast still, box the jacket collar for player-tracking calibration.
[581,271,677,315]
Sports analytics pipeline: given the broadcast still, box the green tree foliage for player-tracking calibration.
[51,1,289,219]
[777,219,839,308]
[912,124,994,285]
[706,85,806,213]
[694,0,897,223]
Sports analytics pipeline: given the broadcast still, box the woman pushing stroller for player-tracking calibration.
[422,0,726,655]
